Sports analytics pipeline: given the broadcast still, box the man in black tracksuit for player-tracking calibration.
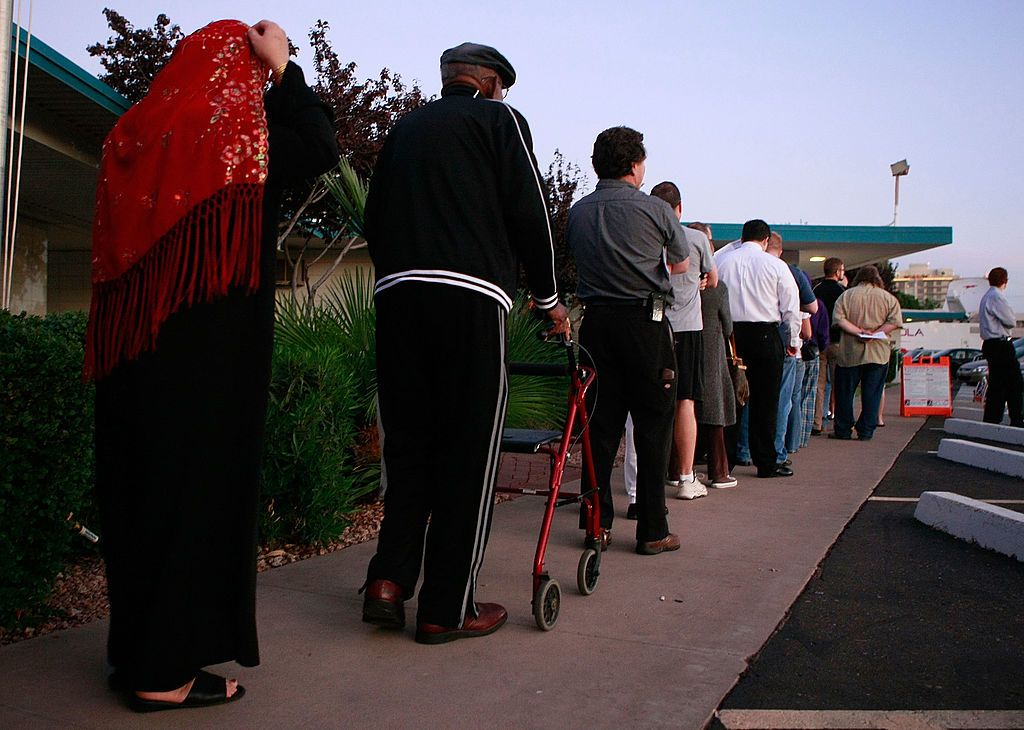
[361,43,569,644]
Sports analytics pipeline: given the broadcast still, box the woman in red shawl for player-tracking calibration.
[87,19,337,711]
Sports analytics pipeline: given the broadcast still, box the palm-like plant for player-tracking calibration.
[504,296,569,429]
[321,158,368,238]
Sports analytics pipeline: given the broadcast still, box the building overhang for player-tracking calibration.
[707,223,954,278]
[7,25,130,242]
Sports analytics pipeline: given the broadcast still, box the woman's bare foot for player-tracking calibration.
[135,677,238,703]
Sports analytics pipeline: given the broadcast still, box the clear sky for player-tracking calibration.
[26,0,1024,282]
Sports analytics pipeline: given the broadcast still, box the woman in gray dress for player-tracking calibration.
[692,224,737,488]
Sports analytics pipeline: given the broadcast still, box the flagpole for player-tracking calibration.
[0,0,12,309]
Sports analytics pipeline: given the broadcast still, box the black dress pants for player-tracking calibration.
[578,304,675,543]
[367,283,508,628]
[732,322,784,472]
[982,338,1024,426]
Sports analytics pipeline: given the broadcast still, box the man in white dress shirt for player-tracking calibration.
[979,266,1022,427]
[715,219,801,478]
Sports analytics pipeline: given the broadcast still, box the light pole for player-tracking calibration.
[890,159,909,226]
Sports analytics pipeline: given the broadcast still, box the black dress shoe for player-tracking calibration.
[758,465,794,478]
[779,458,792,467]
[362,579,405,629]
[736,459,753,467]
[626,503,638,520]
[811,428,822,436]
[827,433,852,440]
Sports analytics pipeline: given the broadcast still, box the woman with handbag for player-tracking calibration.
[693,225,740,489]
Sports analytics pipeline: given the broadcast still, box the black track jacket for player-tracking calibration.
[365,84,559,313]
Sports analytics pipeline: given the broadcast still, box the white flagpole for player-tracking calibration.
[0,0,15,309]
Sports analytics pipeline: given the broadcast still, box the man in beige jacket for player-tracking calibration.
[828,266,902,441]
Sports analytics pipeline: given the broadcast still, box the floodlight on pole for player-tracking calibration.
[890,159,909,226]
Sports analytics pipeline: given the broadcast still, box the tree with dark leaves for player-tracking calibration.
[86,8,183,103]
[542,150,588,297]
[307,20,427,178]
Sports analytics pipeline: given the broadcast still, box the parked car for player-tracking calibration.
[957,359,988,384]
[928,347,983,377]
[957,355,1024,385]
[911,348,940,363]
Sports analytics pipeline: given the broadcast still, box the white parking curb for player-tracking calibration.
[937,438,1024,478]
[943,418,1024,445]
[914,491,1024,562]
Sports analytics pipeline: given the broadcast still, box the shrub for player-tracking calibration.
[276,268,377,420]
[260,341,375,547]
[0,311,95,628]
[505,296,569,430]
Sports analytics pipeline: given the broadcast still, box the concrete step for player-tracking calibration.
[943,418,1024,446]
[937,438,1024,478]
[915,491,1024,562]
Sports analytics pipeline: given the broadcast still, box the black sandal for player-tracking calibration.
[128,670,245,713]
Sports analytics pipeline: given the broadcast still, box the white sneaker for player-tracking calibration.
[710,474,738,489]
[676,473,707,500]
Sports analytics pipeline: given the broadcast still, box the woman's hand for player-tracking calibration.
[247,20,289,71]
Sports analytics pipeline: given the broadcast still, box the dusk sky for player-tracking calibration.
[28,1,1024,286]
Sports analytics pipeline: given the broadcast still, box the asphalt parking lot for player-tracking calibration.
[715,417,1024,724]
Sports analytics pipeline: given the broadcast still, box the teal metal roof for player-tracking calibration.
[13,24,130,115]
[705,223,953,246]
[901,310,970,322]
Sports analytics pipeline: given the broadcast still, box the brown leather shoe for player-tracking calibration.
[415,602,508,645]
[362,579,405,629]
[635,532,681,555]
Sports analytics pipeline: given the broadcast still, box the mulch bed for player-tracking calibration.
[0,500,387,648]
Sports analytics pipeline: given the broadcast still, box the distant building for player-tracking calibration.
[892,263,956,305]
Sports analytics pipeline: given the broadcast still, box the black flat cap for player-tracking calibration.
[440,42,516,88]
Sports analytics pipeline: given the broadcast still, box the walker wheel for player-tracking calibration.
[533,577,560,631]
[577,548,600,595]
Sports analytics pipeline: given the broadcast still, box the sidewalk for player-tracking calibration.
[0,399,921,729]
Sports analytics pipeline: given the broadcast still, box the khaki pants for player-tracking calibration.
[814,343,840,430]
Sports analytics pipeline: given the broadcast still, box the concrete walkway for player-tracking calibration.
[0,398,921,729]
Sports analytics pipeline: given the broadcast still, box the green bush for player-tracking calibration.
[277,269,378,420]
[261,341,375,547]
[505,296,569,430]
[0,311,95,628]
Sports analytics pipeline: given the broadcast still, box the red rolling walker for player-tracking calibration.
[497,333,603,630]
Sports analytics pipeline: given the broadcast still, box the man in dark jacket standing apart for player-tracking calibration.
[568,126,690,556]
[360,43,569,644]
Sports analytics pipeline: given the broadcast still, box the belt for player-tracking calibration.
[984,336,1012,342]
[583,298,646,308]
[734,321,778,327]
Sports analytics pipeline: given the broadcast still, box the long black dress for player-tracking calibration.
[94,63,338,692]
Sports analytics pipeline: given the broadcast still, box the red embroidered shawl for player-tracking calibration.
[85,19,270,379]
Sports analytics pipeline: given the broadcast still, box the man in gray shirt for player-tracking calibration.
[979,266,1022,426]
[656,183,716,500]
[569,126,689,555]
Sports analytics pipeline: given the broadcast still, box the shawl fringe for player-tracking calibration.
[84,183,264,380]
